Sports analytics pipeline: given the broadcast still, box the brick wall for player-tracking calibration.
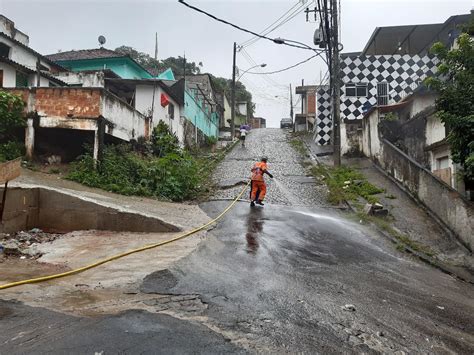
[35,88,101,118]
[250,118,261,129]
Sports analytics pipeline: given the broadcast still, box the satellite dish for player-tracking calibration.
[98,35,106,47]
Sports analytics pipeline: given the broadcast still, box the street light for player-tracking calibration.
[273,37,329,64]
[237,63,267,81]
[273,37,315,51]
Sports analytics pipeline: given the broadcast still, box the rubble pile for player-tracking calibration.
[0,228,63,259]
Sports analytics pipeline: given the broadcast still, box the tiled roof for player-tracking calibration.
[45,48,125,61]
[0,56,68,86]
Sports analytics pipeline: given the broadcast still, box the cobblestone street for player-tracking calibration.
[212,128,326,206]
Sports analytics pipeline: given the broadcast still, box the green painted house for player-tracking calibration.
[46,48,174,80]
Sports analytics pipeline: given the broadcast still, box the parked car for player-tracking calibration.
[280,118,293,129]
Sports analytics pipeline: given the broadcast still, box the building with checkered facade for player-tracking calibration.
[314,13,470,152]
[316,53,437,148]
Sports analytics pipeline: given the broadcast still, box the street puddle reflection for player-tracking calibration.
[245,208,264,255]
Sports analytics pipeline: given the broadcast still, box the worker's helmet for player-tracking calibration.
[261,157,268,162]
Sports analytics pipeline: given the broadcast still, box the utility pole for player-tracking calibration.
[36,58,41,87]
[150,33,159,129]
[331,0,341,166]
[301,79,304,114]
[230,42,237,140]
[290,83,293,126]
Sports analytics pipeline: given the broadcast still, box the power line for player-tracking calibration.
[246,52,323,75]
[239,48,286,88]
[240,1,313,49]
[178,0,316,51]
[239,0,302,47]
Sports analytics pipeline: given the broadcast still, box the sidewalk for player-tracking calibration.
[302,137,474,280]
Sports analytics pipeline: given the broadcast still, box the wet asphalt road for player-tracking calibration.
[1,128,473,353]
[143,201,474,353]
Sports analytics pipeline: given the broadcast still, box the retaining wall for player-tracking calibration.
[0,187,179,234]
[380,139,474,251]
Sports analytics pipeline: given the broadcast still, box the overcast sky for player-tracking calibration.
[0,0,472,127]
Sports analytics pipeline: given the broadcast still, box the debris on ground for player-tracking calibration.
[363,202,389,217]
[342,304,356,312]
[0,228,65,259]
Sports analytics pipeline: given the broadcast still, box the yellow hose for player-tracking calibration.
[0,181,250,291]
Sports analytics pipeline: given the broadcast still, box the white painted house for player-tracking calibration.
[0,15,66,88]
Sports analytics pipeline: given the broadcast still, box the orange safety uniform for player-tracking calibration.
[250,161,268,201]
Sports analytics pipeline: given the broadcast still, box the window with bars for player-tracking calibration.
[345,82,368,97]
[377,82,389,106]
[15,71,28,87]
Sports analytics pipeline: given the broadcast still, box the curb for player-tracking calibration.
[345,199,474,285]
[296,135,474,284]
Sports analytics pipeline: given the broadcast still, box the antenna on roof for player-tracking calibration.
[98,35,106,48]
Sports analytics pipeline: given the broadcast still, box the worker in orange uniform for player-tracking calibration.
[250,157,273,207]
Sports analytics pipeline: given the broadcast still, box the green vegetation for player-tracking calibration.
[311,164,384,205]
[289,138,307,156]
[425,25,474,183]
[68,123,226,202]
[356,212,435,257]
[0,91,26,162]
[383,112,398,121]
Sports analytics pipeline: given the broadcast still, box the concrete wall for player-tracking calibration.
[379,139,473,251]
[361,109,381,160]
[0,15,29,46]
[101,90,147,141]
[0,62,16,87]
[0,35,51,72]
[135,84,184,144]
[4,87,148,143]
[0,187,179,234]
[54,71,106,87]
[426,114,446,146]
[223,95,231,128]
[27,74,49,87]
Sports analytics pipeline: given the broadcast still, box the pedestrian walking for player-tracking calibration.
[240,126,248,147]
[250,157,273,207]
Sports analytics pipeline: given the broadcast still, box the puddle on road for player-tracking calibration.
[0,258,70,283]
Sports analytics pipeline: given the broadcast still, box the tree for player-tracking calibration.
[0,91,25,137]
[209,75,255,114]
[425,31,474,184]
[0,91,26,161]
[115,46,201,76]
[161,56,202,76]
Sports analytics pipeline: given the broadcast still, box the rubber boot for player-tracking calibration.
[256,200,264,206]
[250,200,255,207]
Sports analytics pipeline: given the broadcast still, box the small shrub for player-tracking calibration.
[206,136,218,146]
[0,141,25,162]
[151,121,180,157]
